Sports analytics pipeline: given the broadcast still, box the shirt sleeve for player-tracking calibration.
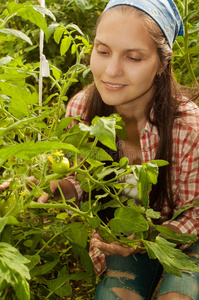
[64,90,88,200]
[163,123,199,237]
[65,89,88,126]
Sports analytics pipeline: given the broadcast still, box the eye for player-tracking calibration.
[97,49,109,55]
[95,44,110,55]
[128,57,142,62]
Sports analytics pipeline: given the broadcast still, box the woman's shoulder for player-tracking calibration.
[65,87,90,118]
[175,100,199,133]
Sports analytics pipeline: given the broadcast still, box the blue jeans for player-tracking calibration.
[94,240,199,300]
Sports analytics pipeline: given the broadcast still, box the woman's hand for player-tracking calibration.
[0,176,54,203]
[90,230,146,257]
[0,177,77,203]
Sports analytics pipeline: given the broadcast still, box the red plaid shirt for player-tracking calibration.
[66,89,199,274]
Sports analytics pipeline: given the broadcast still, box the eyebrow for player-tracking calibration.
[94,38,149,53]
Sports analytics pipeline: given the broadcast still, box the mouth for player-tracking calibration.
[102,81,127,90]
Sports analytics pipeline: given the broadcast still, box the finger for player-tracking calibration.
[92,240,115,255]
[0,178,12,190]
[26,176,38,184]
[91,237,139,256]
[109,243,136,256]
[92,232,105,242]
[37,193,49,203]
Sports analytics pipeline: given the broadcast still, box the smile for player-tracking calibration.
[106,83,124,87]
[102,81,127,90]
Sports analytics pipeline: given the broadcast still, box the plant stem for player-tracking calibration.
[29,201,86,217]
[74,131,89,167]
[183,0,197,82]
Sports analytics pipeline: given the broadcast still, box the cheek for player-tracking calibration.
[128,62,158,83]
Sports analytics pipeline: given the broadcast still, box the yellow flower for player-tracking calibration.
[19,191,26,197]
[54,150,64,157]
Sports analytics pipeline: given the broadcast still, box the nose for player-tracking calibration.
[105,55,124,77]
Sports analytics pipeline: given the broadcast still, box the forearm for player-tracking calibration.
[51,179,78,201]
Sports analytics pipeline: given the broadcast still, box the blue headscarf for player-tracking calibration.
[104,0,184,48]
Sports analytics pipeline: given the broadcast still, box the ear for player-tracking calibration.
[163,50,173,69]
[157,52,172,75]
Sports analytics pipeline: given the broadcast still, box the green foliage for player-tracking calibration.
[0,0,198,299]
[172,0,199,84]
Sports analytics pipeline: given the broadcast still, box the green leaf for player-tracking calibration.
[72,243,96,282]
[90,117,117,151]
[95,166,118,180]
[76,173,90,192]
[119,157,129,169]
[99,227,117,243]
[87,217,101,229]
[132,161,167,209]
[148,160,169,167]
[101,197,127,210]
[183,10,199,23]
[0,56,13,66]
[144,161,159,185]
[56,116,81,132]
[0,81,38,118]
[0,141,79,166]
[109,207,149,235]
[0,216,19,234]
[12,5,48,35]
[66,24,84,36]
[47,266,72,296]
[0,113,51,138]
[155,225,198,245]
[25,254,40,271]
[144,236,199,276]
[33,6,56,22]
[0,242,30,299]
[60,36,72,56]
[75,0,87,12]
[30,259,59,278]
[54,27,65,44]
[55,284,72,297]
[64,222,87,248]
[46,23,60,42]
[133,166,151,209]
[171,200,199,220]
[146,208,161,219]
[0,29,32,45]
[51,66,62,81]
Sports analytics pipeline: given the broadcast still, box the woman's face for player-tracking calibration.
[90,8,161,111]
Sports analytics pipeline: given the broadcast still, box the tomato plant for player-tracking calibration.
[0,0,198,299]
[0,196,16,217]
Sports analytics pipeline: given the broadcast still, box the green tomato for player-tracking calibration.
[52,157,70,174]
[1,196,16,217]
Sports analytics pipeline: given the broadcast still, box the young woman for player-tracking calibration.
[33,0,199,298]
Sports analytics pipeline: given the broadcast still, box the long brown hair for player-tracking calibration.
[82,6,198,214]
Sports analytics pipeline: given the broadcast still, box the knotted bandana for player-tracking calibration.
[104,0,184,48]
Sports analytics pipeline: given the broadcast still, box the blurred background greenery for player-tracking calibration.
[0,0,198,89]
